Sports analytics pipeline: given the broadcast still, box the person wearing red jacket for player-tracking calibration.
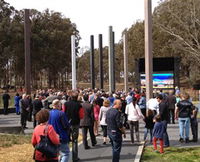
[32,109,60,162]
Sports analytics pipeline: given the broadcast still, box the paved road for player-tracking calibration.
[0,113,200,162]
[70,130,141,162]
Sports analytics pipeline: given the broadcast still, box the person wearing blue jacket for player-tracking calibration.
[49,99,70,162]
[14,93,21,115]
[153,115,164,154]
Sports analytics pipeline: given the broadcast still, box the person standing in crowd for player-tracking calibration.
[14,93,21,115]
[32,95,43,128]
[64,92,82,162]
[190,106,198,142]
[93,100,100,136]
[44,92,57,109]
[153,115,164,154]
[120,94,129,129]
[138,92,146,117]
[106,99,125,162]
[108,93,115,106]
[125,97,144,143]
[144,109,155,143]
[175,93,193,143]
[27,95,33,122]
[32,109,60,162]
[80,94,97,149]
[146,97,159,115]
[156,94,170,147]
[99,99,110,145]
[126,92,133,105]
[20,94,31,129]
[167,91,177,124]
[2,90,10,115]
[49,99,70,162]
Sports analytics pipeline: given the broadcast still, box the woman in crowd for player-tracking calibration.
[93,99,100,136]
[32,109,60,162]
[99,99,110,145]
[125,97,144,143]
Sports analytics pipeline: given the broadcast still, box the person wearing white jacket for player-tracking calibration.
[99,99,111,144]
[125,97,144,143]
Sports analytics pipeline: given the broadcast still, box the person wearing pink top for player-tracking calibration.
[93,100,100,136]
[32,109,60,162]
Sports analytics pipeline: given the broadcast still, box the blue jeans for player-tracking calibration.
[178,117,190,140]
[15,105,20,114]
[162,120,170,146]
[60,142,70,162]
[108,131,122,162]
[144,128,153,142]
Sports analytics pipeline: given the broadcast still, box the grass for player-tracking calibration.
[141,146,200,162]
[0,134,33,162]
[0,133,82,162]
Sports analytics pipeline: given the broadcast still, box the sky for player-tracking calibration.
[6,0,160,50]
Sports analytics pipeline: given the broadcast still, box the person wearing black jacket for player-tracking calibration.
[106,99,125,162]
[64,92,82,162]
[175,93,193,143]
[167,91,177,124]
[2,90,10,115]
[80,94,96,149]
[156,94,170,147]
[32,95,43,128]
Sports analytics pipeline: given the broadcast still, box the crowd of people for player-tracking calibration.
[1,87,199,161]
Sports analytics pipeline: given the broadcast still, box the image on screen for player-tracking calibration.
[140,73,174,89]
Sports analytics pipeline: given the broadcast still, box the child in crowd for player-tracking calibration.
[153,115,164,154]
[144,109,154,143]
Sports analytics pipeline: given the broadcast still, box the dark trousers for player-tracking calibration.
[3,102,9,115]
[82,126,96,148]
[191,118,198,141]
[109,131,122,162]
[162,120,170,146]
[101,125,107,137]
[71,125,79,162]
[141,108,146,117]
[21,112,28,128]
[33,114,37,128]
[129,121,139,143]
[169,109,175,124]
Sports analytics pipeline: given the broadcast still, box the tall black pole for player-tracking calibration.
[90,35,95,89]
[99,34,103,89]
[24,9,31,95]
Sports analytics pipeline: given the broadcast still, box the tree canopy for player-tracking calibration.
[0,0,80,89]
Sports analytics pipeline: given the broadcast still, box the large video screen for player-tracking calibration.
[140,73,174,89]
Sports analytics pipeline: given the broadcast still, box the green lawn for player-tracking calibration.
[141,146,200,162]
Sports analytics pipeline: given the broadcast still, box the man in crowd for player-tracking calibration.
[167,91,176,124]
[157,94,170,147]
[106,99,125,162]
[175,93,193,143]
[20,94,31,129]
[64,92,83,162]
[32,95,43,128]
[80,94,96,149]
[49,99,70,162]
[2,90,10,115]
